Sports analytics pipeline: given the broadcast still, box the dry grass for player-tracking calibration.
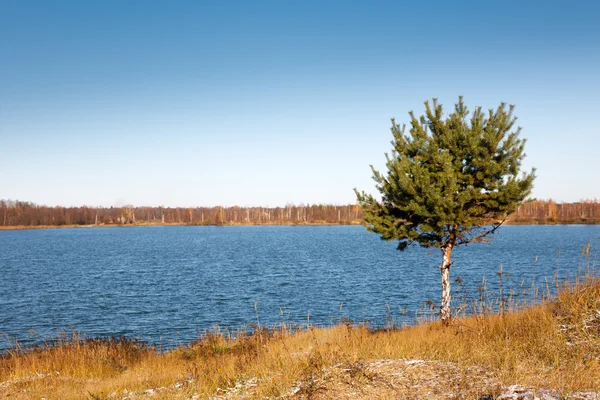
[1,277,599,399]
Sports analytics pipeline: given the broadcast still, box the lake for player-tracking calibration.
[1,225,598,350]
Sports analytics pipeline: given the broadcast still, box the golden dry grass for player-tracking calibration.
[1,277,599,399]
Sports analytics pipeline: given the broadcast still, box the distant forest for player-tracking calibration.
[509,199,600,224]
[0,201,362,226]
[1,199,599,227]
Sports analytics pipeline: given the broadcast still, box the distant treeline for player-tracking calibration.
[0,200,362,226]
[1,199,599,227]
[509,199,600,224]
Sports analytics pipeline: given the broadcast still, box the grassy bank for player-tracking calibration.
[1,277,599,399]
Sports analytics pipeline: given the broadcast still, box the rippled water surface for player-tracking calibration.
[1,225,599,349]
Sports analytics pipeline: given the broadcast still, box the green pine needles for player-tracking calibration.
[355,97,535,325]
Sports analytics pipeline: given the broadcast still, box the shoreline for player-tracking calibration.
[0,221,364,231]
[1,219,600,231]
[2,277,599,398]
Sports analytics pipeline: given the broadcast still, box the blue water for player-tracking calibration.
[1,225,598,349]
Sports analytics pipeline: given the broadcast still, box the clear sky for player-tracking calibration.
[1,0,599,207]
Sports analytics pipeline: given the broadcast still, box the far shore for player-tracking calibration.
[1,219,600,231]
[0,221,363,231]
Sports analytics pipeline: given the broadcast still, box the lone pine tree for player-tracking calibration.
[355,97,535,326]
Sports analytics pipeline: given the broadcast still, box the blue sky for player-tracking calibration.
[1,1,599,207]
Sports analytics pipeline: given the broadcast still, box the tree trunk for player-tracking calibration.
[440,243,454,326]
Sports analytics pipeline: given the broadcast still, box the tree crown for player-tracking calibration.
[355,97,535,250]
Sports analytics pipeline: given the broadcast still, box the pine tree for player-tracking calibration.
[355,97,535,326]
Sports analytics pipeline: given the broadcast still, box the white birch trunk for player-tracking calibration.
[440,243,453,326]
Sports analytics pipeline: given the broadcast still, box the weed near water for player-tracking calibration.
[1,241,599,398]
[1,272,600,398]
